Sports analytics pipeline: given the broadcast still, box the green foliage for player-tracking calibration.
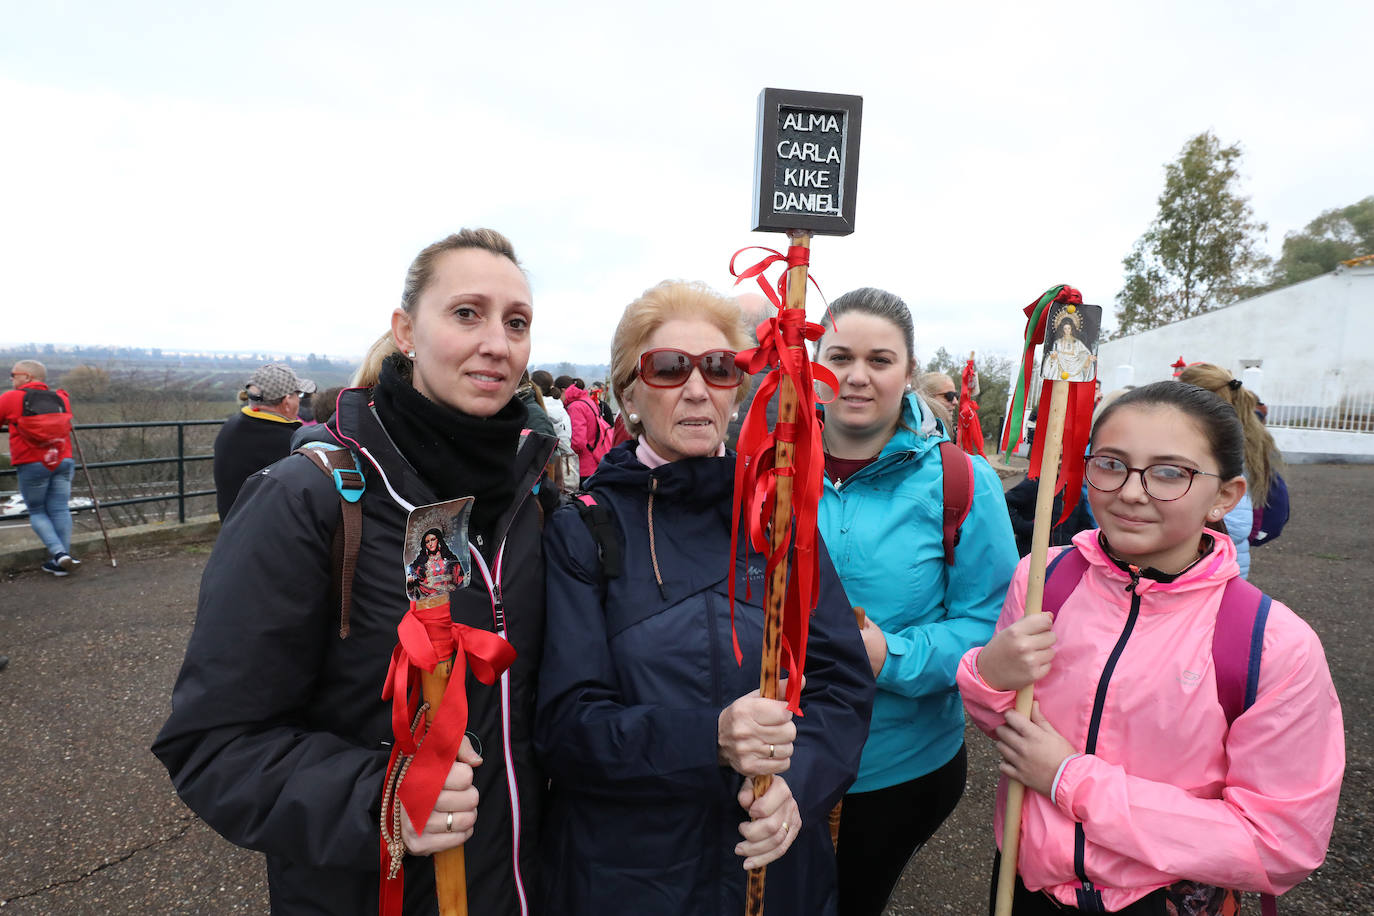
[972,355,1013,443]
[1115,132,1270,336]
[1265,196,1374,290]
[923,347,960,374]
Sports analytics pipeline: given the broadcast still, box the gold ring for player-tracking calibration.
[445,812,454,833]
[768,744,776,758]
[781,821,789,833]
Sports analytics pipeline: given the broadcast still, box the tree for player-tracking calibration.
[61,364,111,400]
[923,347,959,375]
[1114,132,1270,336]
[971,354,1013,444]
[1265,196,1374,290]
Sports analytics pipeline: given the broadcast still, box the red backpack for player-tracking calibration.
[15,388,73,470]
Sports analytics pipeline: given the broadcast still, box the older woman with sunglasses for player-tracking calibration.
[535,281,874,915]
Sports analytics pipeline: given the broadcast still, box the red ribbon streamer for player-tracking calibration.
[726,246,836,715]
[1026,378,1096,527]
[378,601,516,916]
[957,358,986,457]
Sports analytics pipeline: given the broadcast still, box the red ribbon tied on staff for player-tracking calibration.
[725,245,836,716]
[381,601,516,833]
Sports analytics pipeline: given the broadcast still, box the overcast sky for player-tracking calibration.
[3,1,1370,368]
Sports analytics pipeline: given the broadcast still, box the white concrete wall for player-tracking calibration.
[1096,264,1374,402]
[1270,428,1374,464]
[1095,264,1374,461]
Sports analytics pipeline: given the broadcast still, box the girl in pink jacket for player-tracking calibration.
[959,381,1343,915]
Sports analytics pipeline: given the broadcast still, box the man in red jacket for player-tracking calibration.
[0,360,79,576]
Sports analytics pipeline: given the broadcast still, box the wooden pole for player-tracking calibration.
[69,428,115,568]
[744,230,810,916]
[993,379,1069,916]
[416,594,468,916]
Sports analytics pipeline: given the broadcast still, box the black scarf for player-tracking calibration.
[372,355,527,544]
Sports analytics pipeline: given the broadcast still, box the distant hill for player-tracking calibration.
[0,344,357,400]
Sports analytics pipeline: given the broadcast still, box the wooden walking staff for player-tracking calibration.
[379,498,517,916]
[731,87,863,916]
[744,229,810,914]
[994,288,1101,916]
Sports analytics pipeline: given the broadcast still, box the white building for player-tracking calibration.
[1095,258,1374,462]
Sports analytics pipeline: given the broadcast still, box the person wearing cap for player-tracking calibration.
[212,363,316,520]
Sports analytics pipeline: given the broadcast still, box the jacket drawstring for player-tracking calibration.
[647,479,665,596]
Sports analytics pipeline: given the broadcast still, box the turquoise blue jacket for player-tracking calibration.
[819,393,1018,793]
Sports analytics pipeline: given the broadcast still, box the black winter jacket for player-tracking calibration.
[212,406,301,520]
[154,388,554,915]
[535,442,875,915]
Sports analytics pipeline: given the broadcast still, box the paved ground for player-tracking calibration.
[0,463,1367,914]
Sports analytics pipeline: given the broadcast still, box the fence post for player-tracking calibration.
[177,423,186,524]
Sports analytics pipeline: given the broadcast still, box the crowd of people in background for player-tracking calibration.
[4,226,1343,915]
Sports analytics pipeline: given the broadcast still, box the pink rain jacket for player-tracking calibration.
[958,529,1344,912]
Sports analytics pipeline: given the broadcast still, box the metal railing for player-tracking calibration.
[1,419,225,524]
[1262,385,1374,433]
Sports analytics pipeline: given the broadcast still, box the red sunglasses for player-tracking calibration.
[633,348,746,389]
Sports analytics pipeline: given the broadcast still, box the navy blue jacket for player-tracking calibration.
[536,443,874,915]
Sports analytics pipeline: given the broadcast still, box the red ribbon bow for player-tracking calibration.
[378,601,516,915]
[725,246,836,716]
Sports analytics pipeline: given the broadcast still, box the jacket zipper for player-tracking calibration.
[1073,566,1142,912]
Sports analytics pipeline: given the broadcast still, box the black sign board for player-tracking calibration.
[752,88,863,235]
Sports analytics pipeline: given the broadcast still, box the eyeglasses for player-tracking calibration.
[633,348,745,389]
[937,391,958,404]
[1085,454,1219,501]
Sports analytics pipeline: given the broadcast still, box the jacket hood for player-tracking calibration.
[1070,525,1240,602]
[562,383,587,403]
[867,392,946,461]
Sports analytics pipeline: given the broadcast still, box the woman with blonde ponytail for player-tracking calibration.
[1178,362,1286,577]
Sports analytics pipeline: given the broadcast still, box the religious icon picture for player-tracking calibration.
[403,497,474,602]
[1040,302,1102,383]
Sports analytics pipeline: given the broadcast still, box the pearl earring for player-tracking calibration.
[628,413,639,423]
[731,410,739,420]
[407,350,415,359]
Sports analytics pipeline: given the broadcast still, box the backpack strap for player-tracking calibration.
[574,493,623,580]
[1041,546,1090,620]
[938,440,974,565]
[295,443,366,638]
[1211,576,1271,725]
[1212,575,1275,916]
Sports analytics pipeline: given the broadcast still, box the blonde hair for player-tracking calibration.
[1176,363,1282,505]
[610,280,751,438]
[352,228,523,389]
[917,371,956,425]
[13,359,45,381]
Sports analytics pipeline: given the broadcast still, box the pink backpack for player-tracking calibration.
[569,396,613,470]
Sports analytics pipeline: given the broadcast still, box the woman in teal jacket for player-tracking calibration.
[814,288,1018,916]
